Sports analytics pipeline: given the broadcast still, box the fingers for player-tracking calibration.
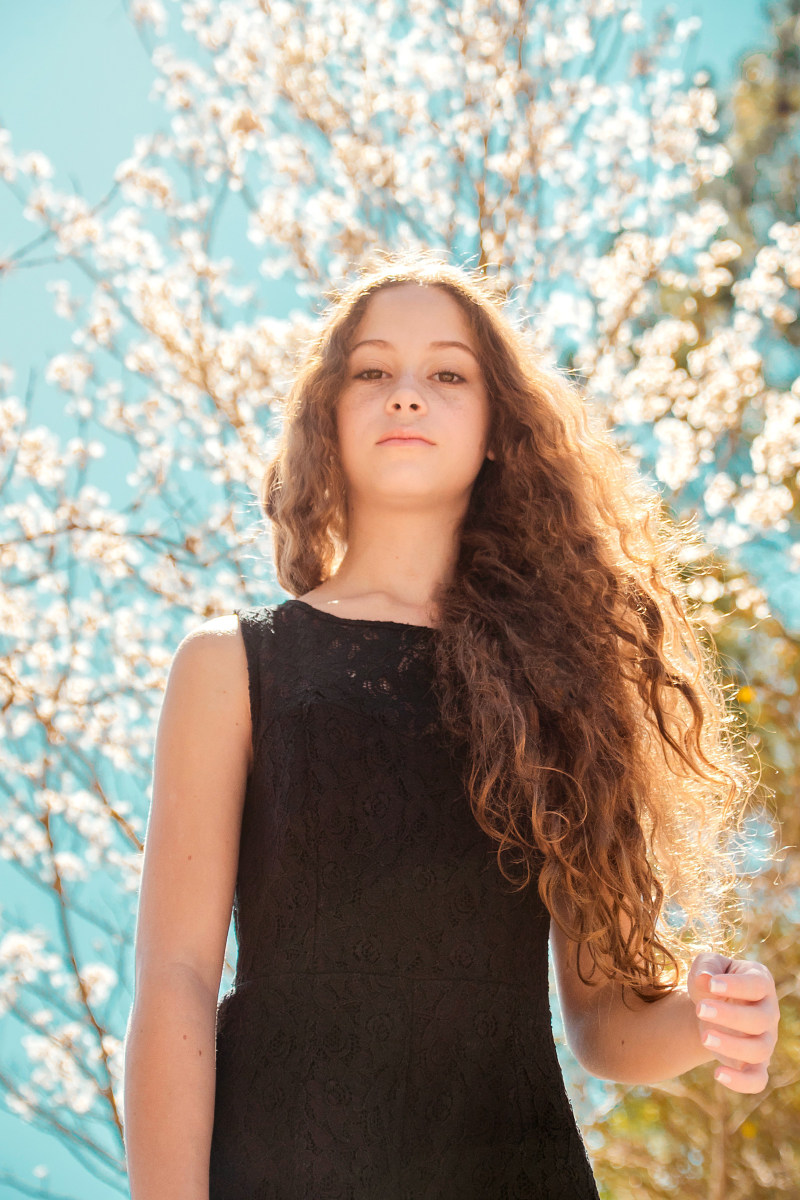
[696,996,778,1037]
[701,969,772,1003]
[691,961,779,1094]
[713,1061,770,1094]
[698,1024,775,1065]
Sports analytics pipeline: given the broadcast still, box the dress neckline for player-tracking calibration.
[285,598,437,632]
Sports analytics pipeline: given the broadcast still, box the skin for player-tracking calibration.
[300,282,781,1094]
[687,953,780,1094]
[565,943,781,1094]
[302,281,494,626]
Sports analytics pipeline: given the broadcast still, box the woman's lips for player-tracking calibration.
[379,437,433,445]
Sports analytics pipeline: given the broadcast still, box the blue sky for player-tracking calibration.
[0,2,780,1196]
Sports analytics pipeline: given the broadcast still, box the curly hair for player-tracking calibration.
[259,247,761,1005]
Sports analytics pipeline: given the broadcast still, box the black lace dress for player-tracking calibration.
[209,600,602,1199]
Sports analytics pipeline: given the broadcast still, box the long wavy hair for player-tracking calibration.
[259,247,761,1004]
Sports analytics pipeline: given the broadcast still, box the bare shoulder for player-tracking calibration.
[178,613,252,773]
[184,612,242,639]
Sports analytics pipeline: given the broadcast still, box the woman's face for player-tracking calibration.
[335,283,494,513]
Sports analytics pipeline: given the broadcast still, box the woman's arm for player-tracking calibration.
[550,901,716,1085]
[123,966,218,1200]
[551,911,779,1090]
[566,979,715,1085]
[123,617,252,1198]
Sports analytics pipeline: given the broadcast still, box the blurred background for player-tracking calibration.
[1,1,798,1196]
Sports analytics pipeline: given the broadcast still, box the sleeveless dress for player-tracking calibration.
[209,599,602,1200]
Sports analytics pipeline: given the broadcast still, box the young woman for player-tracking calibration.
[124,251,780,1199]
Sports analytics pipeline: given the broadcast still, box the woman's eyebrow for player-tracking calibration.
[348,338,478,362]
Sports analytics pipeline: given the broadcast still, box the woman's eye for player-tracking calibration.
[353,368,465,383]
